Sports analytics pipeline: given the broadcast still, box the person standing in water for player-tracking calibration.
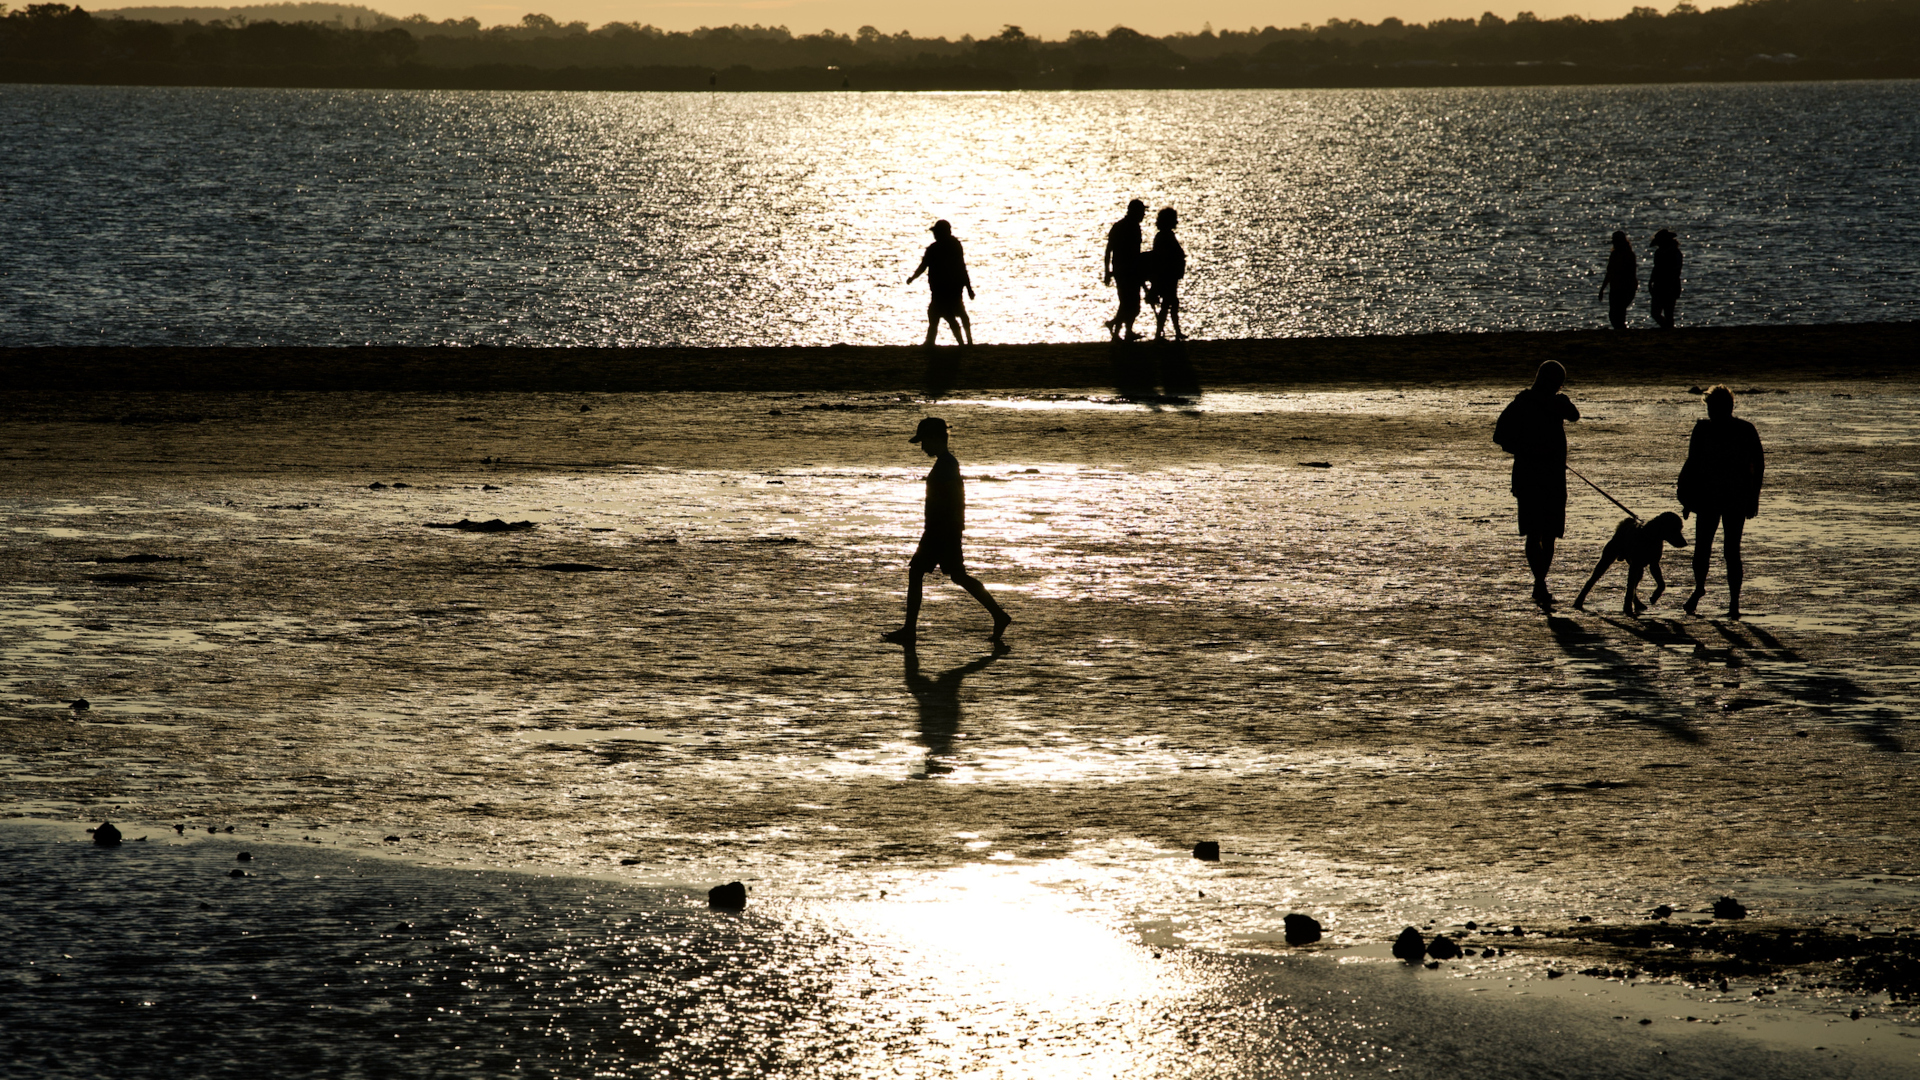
[908,219,974,346]
[1648,229,1683,329]
[1598,230,1639,330]
[1146,206,1187,341]
[1677,385,1764,619]
[884,417,1011,645]
[1494,360,1581,608]
[1103,199,1147,341]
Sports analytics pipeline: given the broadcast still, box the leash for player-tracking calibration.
[1566,464,1640,521]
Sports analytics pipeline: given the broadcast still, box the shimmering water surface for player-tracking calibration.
[2,81,1917,345]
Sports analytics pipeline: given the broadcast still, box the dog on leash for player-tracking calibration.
[1573,511,1689,615]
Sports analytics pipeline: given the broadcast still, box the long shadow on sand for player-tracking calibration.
[1110,340,1203,404]
[1547,615,1702,743]
[901,643,1007,778]
[1573,615,1903,753]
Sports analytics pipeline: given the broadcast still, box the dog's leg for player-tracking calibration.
[1573,554,1614,612]
[1625,564,1646,616]
[1647,558,1666,608]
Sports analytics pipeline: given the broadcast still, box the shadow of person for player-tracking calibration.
[1545,615,1703,743]
[901,642,1007,777]
[922,348,960,399]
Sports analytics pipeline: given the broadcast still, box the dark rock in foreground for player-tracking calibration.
[1283,913,1322,945]
[1713,896,1748,920]
[1191,841,1220,861]
[1426,934,1462,960]
[708,881,748,911]
[90,821,121,846]
[1392,926,1426,963]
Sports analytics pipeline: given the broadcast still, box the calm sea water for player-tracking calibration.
[1,81,1916,346]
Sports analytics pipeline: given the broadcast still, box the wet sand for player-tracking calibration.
[3,324,1919,1075]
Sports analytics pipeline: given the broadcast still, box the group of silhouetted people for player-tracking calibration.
[909,200,1188,347]
[1600,229,1685,330]
[1497,360,1765,619]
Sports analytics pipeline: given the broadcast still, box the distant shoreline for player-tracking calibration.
[7,65,1918,93]
[4,323,1915,394]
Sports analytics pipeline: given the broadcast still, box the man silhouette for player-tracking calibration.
[1494,361,1581,607]
[883,417,1011,645]
[1599,230,1638,330]
[908,219,974,346]
[1103,199,1147,341]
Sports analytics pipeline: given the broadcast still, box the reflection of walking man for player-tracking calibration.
[908,219,974,346]
[1599,230,1639,330]
[1649,229,1683,329]
[1494,361,1581,608]
[884,417,1011,645]
[1103,199,1147,341]
[900,644,1005,777]
[1677,385,1764,619]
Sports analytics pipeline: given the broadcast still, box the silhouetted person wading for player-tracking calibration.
[1676,385,1764,618]
[1103,199,1147,341]
[908,219,974,346]
[1145,206,1187,341]
[1494,360,1580,608]
[1649,229,1683,329]
[884,417,1011,646]
[1599,230,1639,330]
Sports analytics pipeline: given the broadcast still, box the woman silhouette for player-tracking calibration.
[1676,385,1765,618]
[1146,207,1187,341]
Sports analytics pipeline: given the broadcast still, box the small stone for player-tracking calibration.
[1283,913,1323,946]
[1426,934,1462,960]
[1482,948,1498,958]
[1424,961,1440,969]
[236,852,252,861]
[1576,915,1593,923]
[208,826,217,834]
[228,868,247,878]
[173,824,185,834]
[1713,896,1748,920]
[1638,1018,1652,1025]
[1464,920,1478,930]
[368,482,388,489]
[384,835,401,843]
[1547,969,1564,979]
[69,698,90,712]
[224,826,235,833]
[1392,927,1426,963]
[1191,841,1220,861]
[1652,904,1674,919]
[708,881,748,911]
[579,404,591,412]
[92,821,122,847]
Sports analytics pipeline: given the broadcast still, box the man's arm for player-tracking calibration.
[907,254,929,285]
[1102,233,1115,284]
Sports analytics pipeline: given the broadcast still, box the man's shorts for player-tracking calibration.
[928,289,967,320]
[1515,496,1567,539]
[909,532,966,576]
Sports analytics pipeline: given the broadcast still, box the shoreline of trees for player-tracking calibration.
[4,0,1917,91]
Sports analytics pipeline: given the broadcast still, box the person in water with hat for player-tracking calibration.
[1648,229,1683,329]
[908,219,975,346]
[883,417,1011,646]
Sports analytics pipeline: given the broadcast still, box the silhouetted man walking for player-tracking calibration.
[908,219,974,346]
[1495,360,1581,607]
[884,417,1011,645]
[1103,199,1147,341]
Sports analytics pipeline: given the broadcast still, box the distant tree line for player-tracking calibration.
[4,0,1919,90]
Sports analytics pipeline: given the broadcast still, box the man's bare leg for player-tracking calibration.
[954,572,1011,641]
[884,569,927,644]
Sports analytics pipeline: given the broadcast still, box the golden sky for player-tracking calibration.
[427,1,1736,37]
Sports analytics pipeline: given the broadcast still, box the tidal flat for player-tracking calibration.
[2,331,1918,1076]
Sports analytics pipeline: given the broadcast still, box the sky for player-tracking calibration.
[416,0,1739,38]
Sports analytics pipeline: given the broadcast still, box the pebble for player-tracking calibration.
[1392,926,1426,963]
[1191,841,1220,861]
[91,821,122,847]
[69,699,90,712]
[228,868,247,878]
[708,881,748,911]
[1426,934,1462,960]
[236,852,252,861]
[1713,896,1748,919]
